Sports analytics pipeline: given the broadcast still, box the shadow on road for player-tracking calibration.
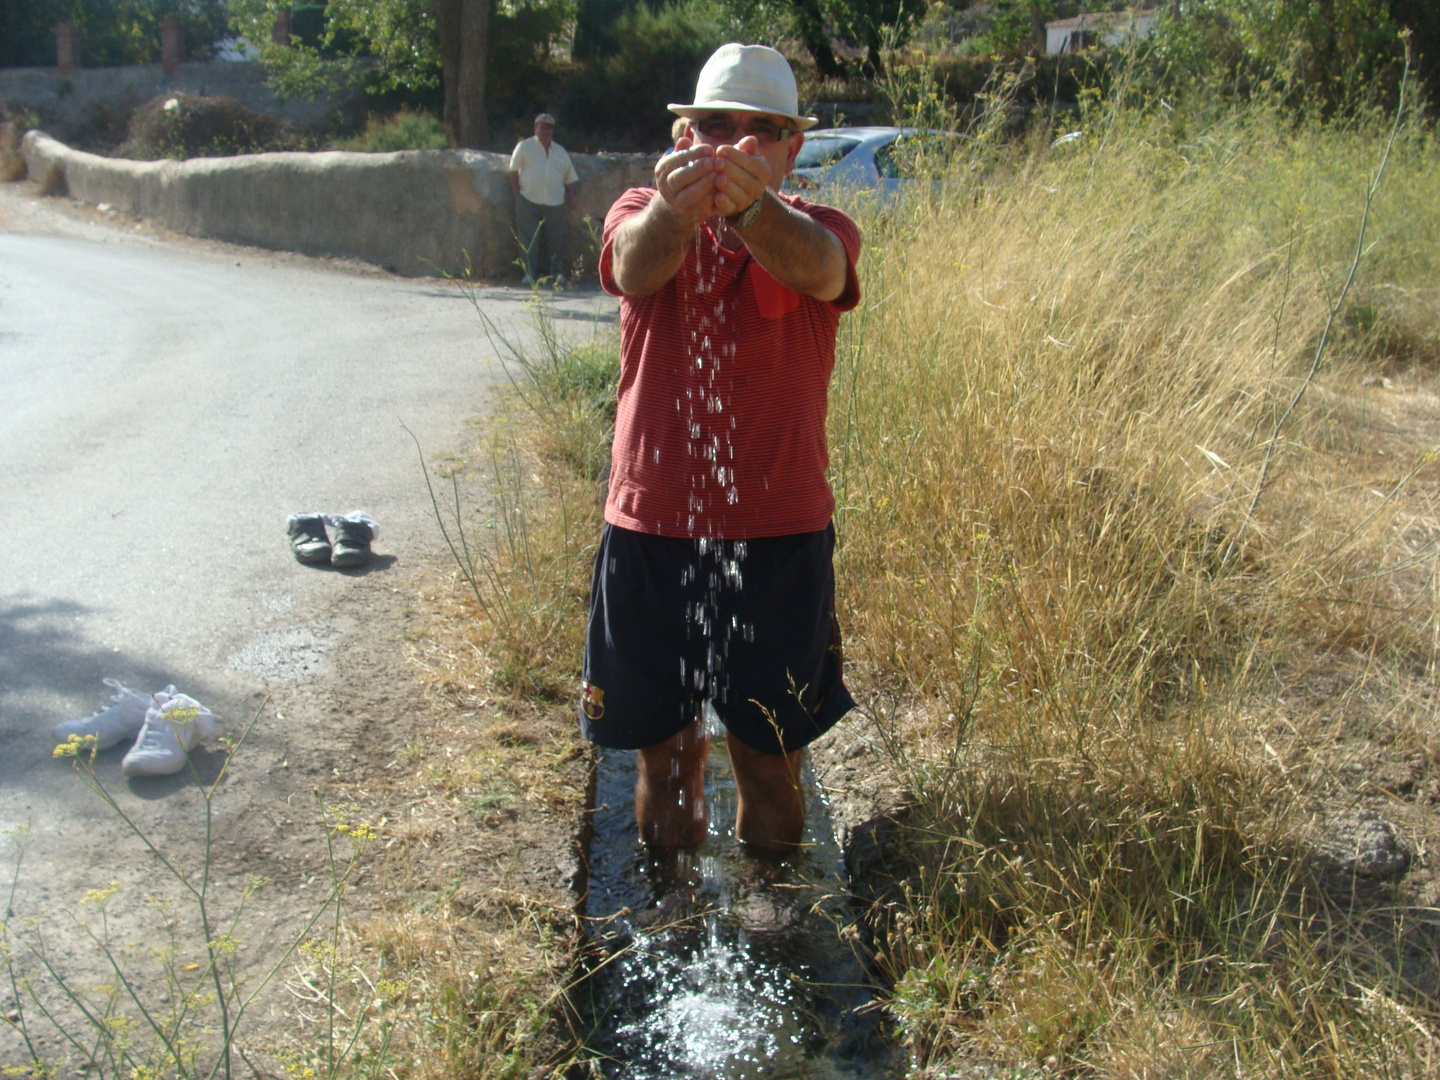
[0,595,222,794]
[292,553,399,577]
[127,746,231,799]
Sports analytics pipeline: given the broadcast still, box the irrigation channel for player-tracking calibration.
[578,713,897,1079]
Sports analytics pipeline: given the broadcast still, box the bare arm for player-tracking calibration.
[610,193,696,296]
[610,136,721,296]
[729,189,847,302]
[508,170,519,197]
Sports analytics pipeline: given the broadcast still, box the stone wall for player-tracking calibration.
[21,131,656,280]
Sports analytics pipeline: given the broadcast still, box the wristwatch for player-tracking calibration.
[725,190,766,231]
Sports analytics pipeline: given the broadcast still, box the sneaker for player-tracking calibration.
[552,273,567,289]
[122,692,216,777]
[53,679,152,750]
[327,511,378,568]
[520,274,535,287]
[286,512,331,564]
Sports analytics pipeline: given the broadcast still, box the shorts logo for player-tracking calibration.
[581,681,605,721]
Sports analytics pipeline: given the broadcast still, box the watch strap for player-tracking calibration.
[726,190,766,230]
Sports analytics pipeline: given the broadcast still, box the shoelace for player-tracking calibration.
[134,718,177,751]
[86,681,138,719]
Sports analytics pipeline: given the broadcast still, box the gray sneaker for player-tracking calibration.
[286,513,331,564]
[53,679,154,750]
[327,511,378,568]
[121,691,216,777]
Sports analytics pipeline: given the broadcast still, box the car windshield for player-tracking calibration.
[873,133,965,178]
[794,135,863,169]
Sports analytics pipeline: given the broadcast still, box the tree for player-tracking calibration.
[828,0,929,74]
[230,0,568,148]
[791,0,844,78]
[434,0,490,147]
[1149,0,1414,107]
[0,0,230,67]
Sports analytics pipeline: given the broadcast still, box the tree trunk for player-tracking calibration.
[435,0,490,148]
[1027,2,1048,55]
[790,0,844,80]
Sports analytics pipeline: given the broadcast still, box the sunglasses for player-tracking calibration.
[695,115,793,144]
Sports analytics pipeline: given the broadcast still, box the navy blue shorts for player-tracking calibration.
[580,522,855,755]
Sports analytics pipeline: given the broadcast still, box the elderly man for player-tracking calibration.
[508,112,578,286]
[581,43,862,852]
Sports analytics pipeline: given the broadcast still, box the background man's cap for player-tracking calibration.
[668,43,817,131]
[534,113,556,125]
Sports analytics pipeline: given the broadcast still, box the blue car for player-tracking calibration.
[783,126,967,195]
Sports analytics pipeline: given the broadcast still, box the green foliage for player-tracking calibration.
[487,0,575,115]
[1147,0,1411,111]
[958,0,1052,59]
[680,0,795,47]
[332,108,449,151]
[561,4,725,144]
[119,93,308,158]
[829,0,932,69]
[228,0,368,100]
[229,0,570,121]
[0,0,230,67]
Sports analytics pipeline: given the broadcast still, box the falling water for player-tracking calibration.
[579,727,895,1078]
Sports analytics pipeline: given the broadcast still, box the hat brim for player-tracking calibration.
[668,100,818,132]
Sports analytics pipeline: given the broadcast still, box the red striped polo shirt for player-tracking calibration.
[599,187,862,539]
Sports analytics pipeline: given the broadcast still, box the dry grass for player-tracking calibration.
[329,346,609,1078]
[823,99,1440,1076]
[398,91,1440,1077]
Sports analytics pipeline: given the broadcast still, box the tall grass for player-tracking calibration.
[827,90,1440,1076]
[440,73,1440,1075]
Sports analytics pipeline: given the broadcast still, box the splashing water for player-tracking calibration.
[579,732,895,1079]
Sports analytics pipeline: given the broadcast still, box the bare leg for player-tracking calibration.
[636,719,710,848]
[727,732,805,852]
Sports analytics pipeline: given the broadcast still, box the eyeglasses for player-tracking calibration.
[695,115,793,144]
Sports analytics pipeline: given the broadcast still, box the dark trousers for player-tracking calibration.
[515,195,565,280]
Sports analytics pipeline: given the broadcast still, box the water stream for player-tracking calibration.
[579,724,896,1078]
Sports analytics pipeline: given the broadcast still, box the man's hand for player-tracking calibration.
[655,135,771,223]
[712,136,770,218]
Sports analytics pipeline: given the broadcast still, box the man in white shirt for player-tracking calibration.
[508,113,579,286]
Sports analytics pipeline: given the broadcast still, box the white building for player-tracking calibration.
[1045,8,1159,54]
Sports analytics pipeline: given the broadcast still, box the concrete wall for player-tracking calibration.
[0,61,352,131]
[21,131,656,280]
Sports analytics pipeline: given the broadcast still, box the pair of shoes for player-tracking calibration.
[286,512,378,568]
[53,680,217,777]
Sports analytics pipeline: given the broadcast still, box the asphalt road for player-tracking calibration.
[0,185,613,1061]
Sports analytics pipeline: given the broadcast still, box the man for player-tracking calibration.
[508,113,578,286]
[582,43,862,852]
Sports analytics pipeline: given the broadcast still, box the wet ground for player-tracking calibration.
[579,723,896,1079]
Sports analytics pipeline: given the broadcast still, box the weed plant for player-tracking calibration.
[413,294,616,701]
[332,111,448,154]
[0,713,390,1079]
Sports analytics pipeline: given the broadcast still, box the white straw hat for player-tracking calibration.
[669,43,818,131]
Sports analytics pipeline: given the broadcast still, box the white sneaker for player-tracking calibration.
[121,692,216,777]
[53,679,153,750]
